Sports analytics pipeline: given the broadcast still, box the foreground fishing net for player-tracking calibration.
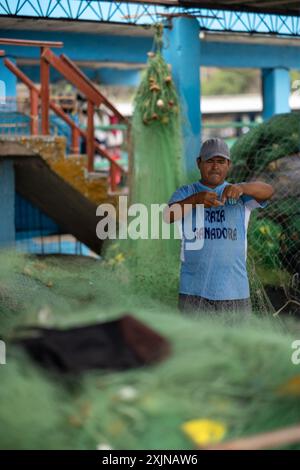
[1,251,300,450]
[1,114,300,450]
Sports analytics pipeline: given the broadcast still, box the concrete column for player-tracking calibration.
[0,160,15,246]
[163,17,201,177]
[262,68,290,120]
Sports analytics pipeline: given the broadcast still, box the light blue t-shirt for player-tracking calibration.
[168,180,267,301]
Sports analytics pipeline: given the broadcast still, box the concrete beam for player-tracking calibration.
[0,30,152,64]
[0,30,300,70]
[202,41,300,69]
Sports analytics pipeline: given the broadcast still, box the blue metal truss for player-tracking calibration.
[0,1,300,37]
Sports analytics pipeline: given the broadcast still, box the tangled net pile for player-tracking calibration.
[1,251,300,450]
[230,113,300,315]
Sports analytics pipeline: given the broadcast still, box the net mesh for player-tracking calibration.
[122,25,276,316]
[230,112,300,316]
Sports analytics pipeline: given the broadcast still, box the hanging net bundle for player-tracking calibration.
[112,24,185,304]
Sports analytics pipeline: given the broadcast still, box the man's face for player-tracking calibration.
[198,156,230,187]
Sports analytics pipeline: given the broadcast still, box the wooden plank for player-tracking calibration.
[71,127,80,154]
[0,38,63,48]
[30,88,39,135]
[205,424,300,450]
[87,100,95,173]
[40,48,50,135]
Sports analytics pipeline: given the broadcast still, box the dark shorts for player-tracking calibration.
[178,293,252,315]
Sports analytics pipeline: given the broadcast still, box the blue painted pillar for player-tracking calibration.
[262,68,290,120]
[0,58,17,108]
[163,18,201,176]
[0,160,15,246]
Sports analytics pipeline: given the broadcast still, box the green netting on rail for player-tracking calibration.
[229,113,300,312]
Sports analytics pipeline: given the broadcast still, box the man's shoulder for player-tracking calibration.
[176,181,201,194]
[178,182,197,191]
[168,182,199,205]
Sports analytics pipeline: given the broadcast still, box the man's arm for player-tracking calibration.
[163,191,223,224]
[239,182,274,203]
[221,181,274,204]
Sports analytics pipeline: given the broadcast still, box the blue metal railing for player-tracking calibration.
[0,111,31,136]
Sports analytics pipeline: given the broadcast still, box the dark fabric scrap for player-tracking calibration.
[14,314,171,374]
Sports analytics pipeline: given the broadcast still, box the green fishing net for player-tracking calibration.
[229,113,300,314]
[107,24,185,305]
[1,251,300,450]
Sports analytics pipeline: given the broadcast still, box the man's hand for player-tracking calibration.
[164,191,223,224]
[194,191,223,208]
[221,184,243,205]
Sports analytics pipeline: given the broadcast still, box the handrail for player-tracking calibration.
[4,58,38,92]
[0,38,63,48]
[42,48,102,106]
[60,54,127,123]
[4,59,125,175]
[94,124,128,131]
[203,121,258,129]
[41,49,127,123]
[40,47,128,178]
[3,40,128,191]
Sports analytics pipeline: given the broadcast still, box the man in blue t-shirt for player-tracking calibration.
[164,138,274,314]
